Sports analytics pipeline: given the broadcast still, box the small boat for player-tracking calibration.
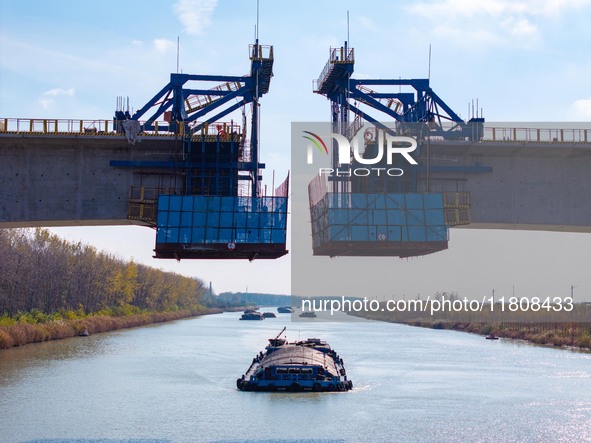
[277,306,294,313]
[262,312,277,318]
[236,327,353,392]
[299,311,317,318]
[240,311,264,320]
[485,333,499,340]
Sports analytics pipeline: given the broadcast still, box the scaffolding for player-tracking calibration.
[154,174,288,260]
[309,43,479,258]
[111,40,287,260]
[308,175,469,257]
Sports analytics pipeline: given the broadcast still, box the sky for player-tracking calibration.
[1,0,591,299]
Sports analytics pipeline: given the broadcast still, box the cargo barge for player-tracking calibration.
[236,328,353,392]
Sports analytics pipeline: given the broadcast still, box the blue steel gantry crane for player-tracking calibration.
[112,41,288,261]
[309,44,483,258]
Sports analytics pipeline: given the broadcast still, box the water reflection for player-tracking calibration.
[1,312,590,443]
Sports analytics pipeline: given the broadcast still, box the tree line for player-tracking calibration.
[216,292,290,307]
[0,228,206,316]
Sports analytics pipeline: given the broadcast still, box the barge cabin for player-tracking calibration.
[237,329,352,392]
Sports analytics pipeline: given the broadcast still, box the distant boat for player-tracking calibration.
[243,308,259,314]
[485,333,499,340]
[240,311,264,320]
[277,306,294,313]
[262,312,277,318]
[299,311,317,318]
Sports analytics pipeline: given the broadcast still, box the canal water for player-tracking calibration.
[1,311,590,443]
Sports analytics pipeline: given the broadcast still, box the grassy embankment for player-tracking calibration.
[0,305,222,350]
[351,308,591,350]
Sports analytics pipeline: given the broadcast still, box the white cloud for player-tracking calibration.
[173,0,218,36]
[358,16,379,32]
[410,0,507,19]
[501,17,537,38]
[153,38,175,53]
[410,0,591,19]
[536,0,591,15]
[38,98,54,110]
[38,87,75,109]
[407,0,591,47]
[571,99,591,119]
[43,87,75,97]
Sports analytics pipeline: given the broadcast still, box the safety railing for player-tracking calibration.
[0,117,243,139]
[443,192,471,209]
[345,114,364,140]
[249,44,274,61]
[422,122,591,144]
[314,47,355,92]
[444,208,471,226]
[185,81,242,113]
[127,186,180,224]
[187,121,243,137]
[3,117,590,145]
[356,85,403,114]
[482,127,591,143]
[330,46,354,64]
[0,118,114,134]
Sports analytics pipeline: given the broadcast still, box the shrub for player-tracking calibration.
[0,330,14,349]
[0,314,16,327]
[480,324,494,335]
[578,334,591,349]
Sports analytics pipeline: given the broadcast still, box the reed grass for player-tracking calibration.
[351,311,591,350]
[0,307,221,350]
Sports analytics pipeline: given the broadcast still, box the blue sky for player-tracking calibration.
[2,0,591,298]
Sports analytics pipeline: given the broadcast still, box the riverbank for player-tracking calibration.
[350,311,591,350]
[0,307,222,350]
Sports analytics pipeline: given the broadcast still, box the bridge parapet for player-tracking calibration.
[0,117,242,140]
[3,118,590,145]
[482,126,591,143]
